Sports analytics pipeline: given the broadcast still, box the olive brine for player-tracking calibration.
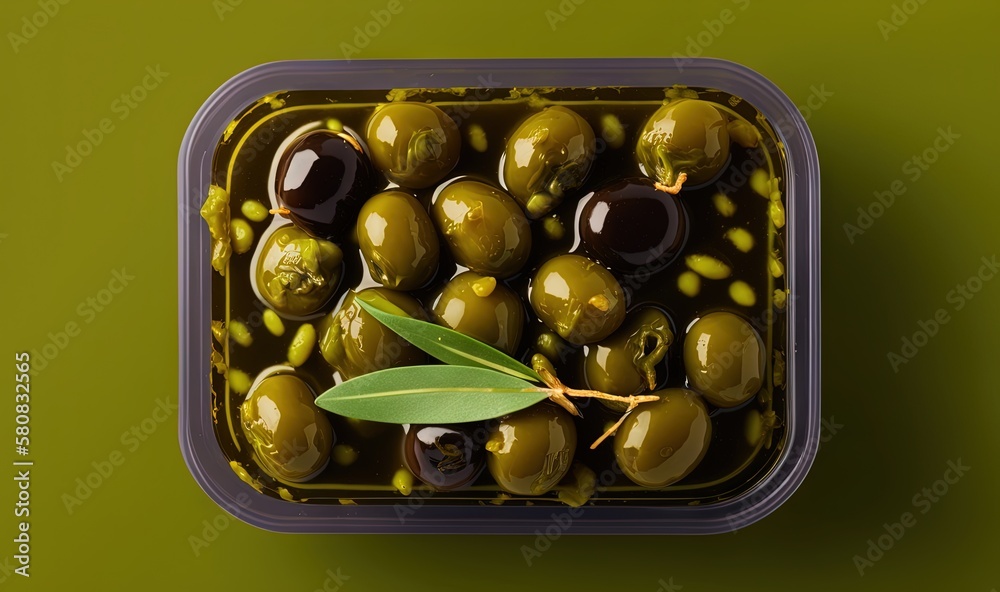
[204,85,788,507]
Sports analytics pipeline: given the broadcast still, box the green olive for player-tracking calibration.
[431,180,532,278]
[239,374,334,482]
[318,288,428,380]
[585,308,673,411]
[431,272,525,355]
[485,404,576,496]
[531,326,574,368]
[365,102,460,188]
[357,190,440,290]
[614,389,711,488]
[502,106,596,218]
[255,224,343,317]
[636,99,730,193]
[529,254,626,345]
[683,311,765,407]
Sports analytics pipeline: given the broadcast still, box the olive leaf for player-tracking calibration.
[315,365,548,424]
[356,293,541,383]
[322,292,656,447]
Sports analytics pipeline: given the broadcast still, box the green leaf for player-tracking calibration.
[356,292,541,383]
[315,365,548,424]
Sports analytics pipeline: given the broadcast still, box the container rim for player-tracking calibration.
[178,57,820,534]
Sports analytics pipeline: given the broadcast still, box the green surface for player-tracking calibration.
[1,0,998,589]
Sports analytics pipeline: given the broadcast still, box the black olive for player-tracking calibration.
[403,424,485,491]
[274,129,376,241]
[579,177,688,274]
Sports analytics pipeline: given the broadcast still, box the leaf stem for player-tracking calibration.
[536,365,659,448]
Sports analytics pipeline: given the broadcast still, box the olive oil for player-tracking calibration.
[209,85,787,505]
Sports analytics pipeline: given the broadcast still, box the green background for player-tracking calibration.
[2,0,998,589]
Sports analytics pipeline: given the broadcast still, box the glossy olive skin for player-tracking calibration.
[502,106,596,218]
[431,180,532,278]
[404,424,485,491]
[431,272,525,355]
[614,389,711,488]
[255,224,343,317]
[585,308,673,411]
[365,102,461,188]
[529,254,626,345]
[240,374,334,482]
[636,100,730,190]
[529,324,575,370]
[683,311,765,407]
[275,129,376,240]
[318,288,428,380]
[486,404,576,496]
[580,178,688,273]
[357,190,440,290]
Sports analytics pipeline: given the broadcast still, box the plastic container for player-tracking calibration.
[178,58,820,534]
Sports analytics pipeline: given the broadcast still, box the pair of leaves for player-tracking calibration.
[314,292,547,424]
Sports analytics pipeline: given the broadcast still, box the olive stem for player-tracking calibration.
[588,400,638,450]
[545,390,581,417]
[270,207,291,216]
[654,172,687,194]
[537,366,659,448]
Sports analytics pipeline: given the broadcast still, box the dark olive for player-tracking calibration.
[502,106,596,218]
[403,424,485,491]
[365,102,460,188]
[636,99,729,193]
[255,224,343,317]
[318,288,428,380]
[614,388,711,488]
[486,403,576,496]
[357,190,440,290]
[585,307,673,411]
[431,179,532,278]
[580,178,688,273]
[529,254,626,345]
[683,311,765,408]
[431,272,525,355]
[274,129,376,240]
[239,374,334,482]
